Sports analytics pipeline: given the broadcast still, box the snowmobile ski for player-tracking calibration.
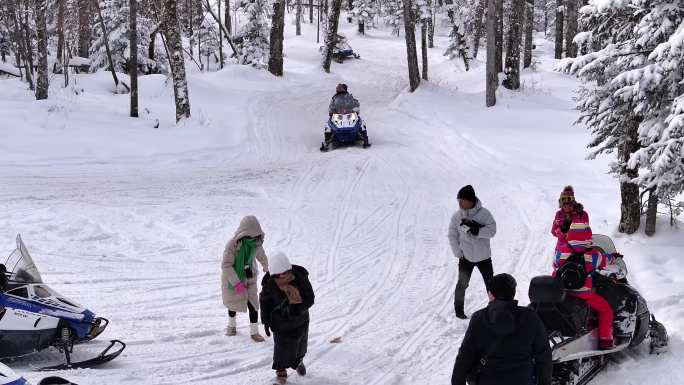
[39,340,126,371]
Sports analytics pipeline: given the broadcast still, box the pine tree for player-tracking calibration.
[235,0,270,67]
[556,0,684,233]
[383,0,403,35]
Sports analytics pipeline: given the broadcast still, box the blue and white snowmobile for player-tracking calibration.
[0,363,77,385]
[529,234,668,385]
[0,235,125,370]
[320,111,370,152]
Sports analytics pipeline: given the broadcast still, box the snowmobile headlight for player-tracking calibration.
[332,114,343,125]
[348,112,358,124]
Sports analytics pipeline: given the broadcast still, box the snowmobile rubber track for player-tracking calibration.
[39,340,126,371]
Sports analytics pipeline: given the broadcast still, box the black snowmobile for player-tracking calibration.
[529,234,668,385]
[0,235,125,370]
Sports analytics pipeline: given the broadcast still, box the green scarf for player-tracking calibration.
[231,238,256,291]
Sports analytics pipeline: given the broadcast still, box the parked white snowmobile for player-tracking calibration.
[0,235,125,370]
[529,234,668,385]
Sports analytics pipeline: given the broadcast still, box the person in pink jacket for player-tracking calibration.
[551,186,615,350]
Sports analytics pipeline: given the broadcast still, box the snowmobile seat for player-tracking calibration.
[529,276,590,336]
[529,276,565,303]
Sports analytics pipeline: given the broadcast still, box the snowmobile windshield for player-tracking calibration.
[592,234,617,254]
[4,235,43,284]
[330,94,359,114]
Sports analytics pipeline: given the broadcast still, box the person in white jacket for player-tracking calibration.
[448,185,497,319]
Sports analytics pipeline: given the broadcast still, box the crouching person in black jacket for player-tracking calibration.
[451,273,552,385]
[260,252,315,384]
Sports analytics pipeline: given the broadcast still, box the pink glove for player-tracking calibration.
[234,282,246,295]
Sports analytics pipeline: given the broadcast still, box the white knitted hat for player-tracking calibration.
[269,252,292,275]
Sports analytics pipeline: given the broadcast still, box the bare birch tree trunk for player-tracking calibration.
[269,0,286,75]
[78,0,91,58]
[554,0,563,59]
[130,0,139,117]
[472,0,485,59]
[34,0,48,100]
[403,0,420,91]
[421,21,427,80]
[322,0,342,72]
[503,0,524,89]
[55,0,65,73]
[486,0,496,106]
[163,0,191,122]
[523,0,533,68]
[296,0,302,35]
[564,0,577,57]
[495,0,503,72]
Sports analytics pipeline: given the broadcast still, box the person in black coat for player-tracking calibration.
[451,273,552,385]
[260,252,315,383]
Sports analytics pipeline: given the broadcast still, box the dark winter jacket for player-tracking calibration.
[328,92,360,115]
[451,300,552,385]
[260,265,315,333]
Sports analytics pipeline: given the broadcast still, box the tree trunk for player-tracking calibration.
[503,0,524,90]
[55,0,65,73]
[309,0,314,23]
[427,18,434,48]
[421,21,427,80]
[269,0,286,76]
[495,0,503,72]
[618,117,641,234]
[486,0,496,106]
[554,0,563,59]
[93,0,126,90]
[224,0,231,35]
[130,0,139,117]
[296,0,302,35]
[322,0,342,73]
[472,0,485,58]
[17,0,34,89]
[21,2,34,78]
[403,0,420,91]
[163,0,191,122]
[78,0,91,58]
[358,20,364,34]
[8,0,26,82]
[523,0,533,68]
[564,0,577,57]
[34,0,48,100]
[645,188,658,236]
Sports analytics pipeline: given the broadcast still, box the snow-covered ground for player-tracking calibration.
[1,17,682,385]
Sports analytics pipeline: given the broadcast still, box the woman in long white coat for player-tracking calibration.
[221,215,269,342]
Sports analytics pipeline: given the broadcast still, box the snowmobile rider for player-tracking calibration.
[221,215,269,342]
[551,186,615,350]
[260,252,315,384]
[449,185,497,319]
[328,83,360,116]
[451,273,552,385]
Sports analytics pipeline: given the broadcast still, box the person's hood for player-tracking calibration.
[234,215,265,240]
[485,299,519,336]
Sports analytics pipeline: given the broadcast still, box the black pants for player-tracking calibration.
[273,323,309,370]
[229,302,259,323]
[454,257,494,308]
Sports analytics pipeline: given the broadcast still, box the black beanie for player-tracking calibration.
[488,273,517,301]
[457,185,477,203]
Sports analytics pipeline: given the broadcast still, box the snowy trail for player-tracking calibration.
[1,22,682,385]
